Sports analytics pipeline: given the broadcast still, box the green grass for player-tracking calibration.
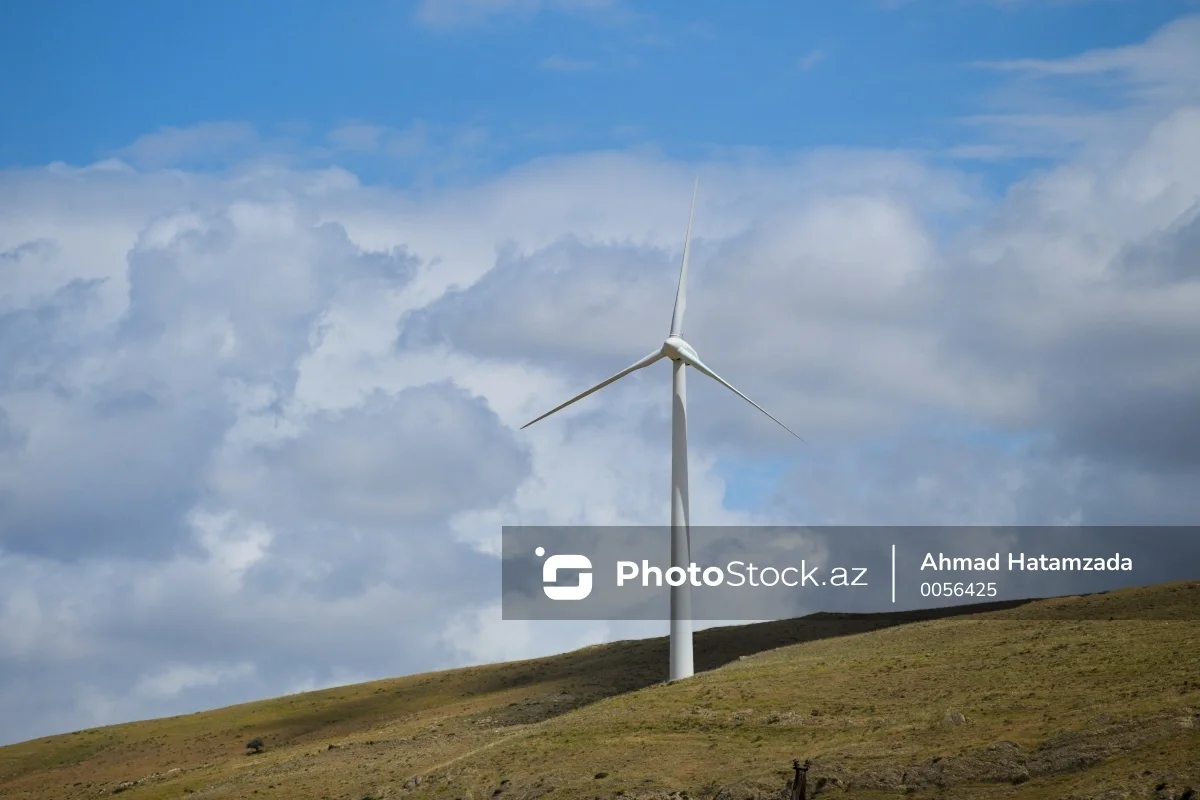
[2,583,1197,800]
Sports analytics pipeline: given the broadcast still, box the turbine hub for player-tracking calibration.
[662,336,699,365]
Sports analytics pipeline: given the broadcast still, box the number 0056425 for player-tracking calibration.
[920,582,997,598]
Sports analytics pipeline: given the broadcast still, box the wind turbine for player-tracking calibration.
[521,177,803,682]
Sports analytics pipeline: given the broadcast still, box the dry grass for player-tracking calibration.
[2,583,1197,800]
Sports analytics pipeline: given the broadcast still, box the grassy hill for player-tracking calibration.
[2,583,1198,800]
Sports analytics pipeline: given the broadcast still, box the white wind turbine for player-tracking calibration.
[521,177,803,682]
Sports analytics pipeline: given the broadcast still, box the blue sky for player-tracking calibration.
[2,0,1200,745]
[1,0,1191,176]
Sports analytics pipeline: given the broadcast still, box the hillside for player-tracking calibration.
[2,583,1197,800]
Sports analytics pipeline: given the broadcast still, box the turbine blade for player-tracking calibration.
[689,356,806,443]
[521,350,665,430]
[668,176,699,337]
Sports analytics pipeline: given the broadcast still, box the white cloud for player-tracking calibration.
[977,15,1200,90]
[960,14,1200,157]
[115,122,262,169]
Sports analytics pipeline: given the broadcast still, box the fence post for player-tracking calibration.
[789,759,810,800]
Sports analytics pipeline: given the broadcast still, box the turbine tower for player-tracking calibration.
[521,177,803,682]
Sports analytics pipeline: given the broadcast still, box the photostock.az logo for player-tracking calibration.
[536,546,592,601]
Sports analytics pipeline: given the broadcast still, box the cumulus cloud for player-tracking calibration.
[224,384,530,531]
[1,17,1199,747]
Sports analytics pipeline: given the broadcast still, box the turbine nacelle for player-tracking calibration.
[662,335,700,365]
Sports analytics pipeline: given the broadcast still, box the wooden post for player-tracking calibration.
[789,759,810,800]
